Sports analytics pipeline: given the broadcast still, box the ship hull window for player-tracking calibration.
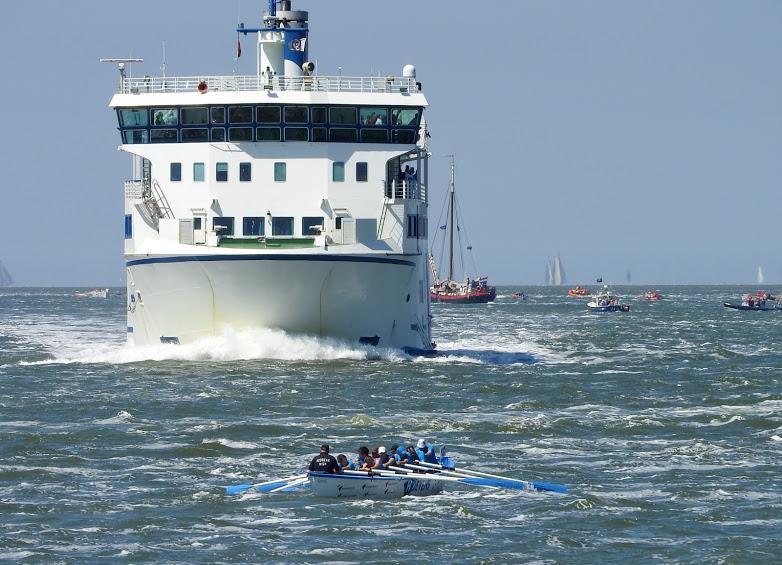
[181,107,208,125]
[302,216,324,236]
[257,127,281,142]
[122,129,148,144]
[272,217,294,236]
[361,129,388,143]
[284,106,308,123]
[213,217,235,236]
[285,127,308,142]
[274,162,286,182]
[330,128,357,143]
[356,162,368,182]
[193,163,205,182]
[332,162,345,182]
[152,108,178,126]
[211,128,226,142]
[124,214,133,239]
[216,162,228,182]
[150,129,178,143]
[243,217,264,236]
[228,106,253,124]
[239,162,252,182]
[311,127,327,142]
[118,108,148,127]
[181,128,208,143]
[170,162,182,182]
[257,106,281,124]
[229,127,253,142]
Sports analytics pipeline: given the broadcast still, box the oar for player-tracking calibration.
[225,473,307,495]
[414,461,568,494]
[268,476,309,493]
[386,465,530,491]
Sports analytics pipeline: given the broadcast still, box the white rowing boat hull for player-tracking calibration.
[308,472,443,499]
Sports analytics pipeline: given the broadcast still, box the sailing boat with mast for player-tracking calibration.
[0,261,13,287]
[429,158,496,304]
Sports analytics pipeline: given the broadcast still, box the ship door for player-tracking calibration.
[192,209,207,244]
[335,216,355,245]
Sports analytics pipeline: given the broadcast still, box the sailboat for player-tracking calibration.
[0,261,13,287]
[757,265,765,285]
[429,158,496,304]
[552,255,565,286]
[545,262,553,285]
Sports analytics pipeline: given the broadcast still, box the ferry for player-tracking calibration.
[104,1,434,353]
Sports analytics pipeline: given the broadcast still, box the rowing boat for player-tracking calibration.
[308,471,443,499]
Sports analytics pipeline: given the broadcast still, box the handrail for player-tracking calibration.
[119,75,419,95]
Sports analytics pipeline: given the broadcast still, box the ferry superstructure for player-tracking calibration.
[106,0,433,353]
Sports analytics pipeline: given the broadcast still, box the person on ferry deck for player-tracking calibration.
[308,444,342,474]
[415,439,438,464]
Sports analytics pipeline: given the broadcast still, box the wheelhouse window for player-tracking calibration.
[170,162,182,182]
[210,107,226,124]
[284,106,308,123]
[211,128,226,142]
[330,128,357,143]
[229,127,253,142]
[330,107,357,125]
[302,216,324,236]
[216,162,228,182]
[272,217,294,236]
[391,108,420,126]
[356,162,368,182]
[257,106,281,123]
[361,129,388,143]
[392,130,416,144]
[118,108,148,127]
[150,129,177,143]
[181,107,208,125]
[332,162,345,182]
[257,127,281,141]
[243,216,264,236]
[193,163,205,182]
[239,162,252,182]
[360,107,388,126]
[274,162,286,182]
[213,217,234,236]
[122,130,148,144]
[181,128,208,142]
[152,108,178,126]
[228,106,253,124]
[284,127,308,142]
[311,107,327,124]
[311,128,327,142]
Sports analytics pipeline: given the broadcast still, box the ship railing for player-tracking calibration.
[386,179,425,201]
[120,75,420,95]
[124,180,145,200]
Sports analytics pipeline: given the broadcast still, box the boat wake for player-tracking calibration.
[19,327,406,366]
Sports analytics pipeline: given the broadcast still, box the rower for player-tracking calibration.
[415,439,439,464]
[308,444,342,474]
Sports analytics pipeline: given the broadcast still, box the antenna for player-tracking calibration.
[100,58,144,89]
[160,41,167,77]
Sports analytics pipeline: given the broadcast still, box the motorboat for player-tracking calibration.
[568,286,591,297]
[74,288,109,299]
[587,286,630,312]
[641,291,662,301]
[724,294,781,311]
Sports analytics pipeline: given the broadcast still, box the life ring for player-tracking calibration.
[197,81,208,94]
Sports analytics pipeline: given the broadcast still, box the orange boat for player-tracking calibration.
[568,286,591,297]
[641,291,662,301]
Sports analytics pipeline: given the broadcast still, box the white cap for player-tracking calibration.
[416,439,426,449]
[378,446,387,454]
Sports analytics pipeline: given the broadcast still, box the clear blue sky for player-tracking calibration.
[1,1,779,286]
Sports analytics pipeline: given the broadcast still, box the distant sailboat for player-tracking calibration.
[552,255,565,286]
[0,261,12,287]
[545,262,553,285]
[757,265,765,285]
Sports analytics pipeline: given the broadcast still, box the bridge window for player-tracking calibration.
[124,214,132,239]
[330,128,357,143]
[257,106,281,123]
[213,217,234,236]
[243,216,264,236]
[118,108,148,127]
[239,162,252,182]
[274,162,286,182]
[150,129,177,143]
[216,162,228,182]
[228,106,253,124]
[302,216,324,236]
[122,130,148,144]
[181,128,208,142]
[392,108,420,126]
[360,107,387,126]
[193,162,205,182]
[330,107,357,125]
[361,129,388,143]
[285,127,308,142]
[332,162,345,182]
[356,162,368,182]
[257,127,280,141]
[311,107,327,124]
[181,107,208,125]
[210,107,226,124]
[229,127,253,142]
[211,128,226,142]
[392,130,416,144]
[170,162,181,182]
[272,217,294,236]
[152,108,178,126]
[312,127,327,142]
[284,106,308,123]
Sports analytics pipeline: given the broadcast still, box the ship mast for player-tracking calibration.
[447,156,455,281]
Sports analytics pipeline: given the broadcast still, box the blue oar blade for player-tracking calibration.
[225,483,253,495]
[532,481,568,494]
[460,477,530,490]
[255,479,292,493]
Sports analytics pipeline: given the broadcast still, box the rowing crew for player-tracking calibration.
[308,439,439,474]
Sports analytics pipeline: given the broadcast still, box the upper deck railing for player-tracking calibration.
[119,75,420,96]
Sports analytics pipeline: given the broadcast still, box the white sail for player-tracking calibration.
[0,261,12,287]
[757,265,765,285]
[545,261,553,285]
[552,255,564,286]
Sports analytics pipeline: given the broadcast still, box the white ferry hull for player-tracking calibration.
[126,253,432,352]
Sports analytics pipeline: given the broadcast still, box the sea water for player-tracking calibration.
[0,287,780,562]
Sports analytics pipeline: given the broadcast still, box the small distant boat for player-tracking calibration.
[724,294,781,311]
[587,285,630,312]
[74,288,109,299]
[512,291,527,300]
[641,291,662,301]
[568,286,591,298]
